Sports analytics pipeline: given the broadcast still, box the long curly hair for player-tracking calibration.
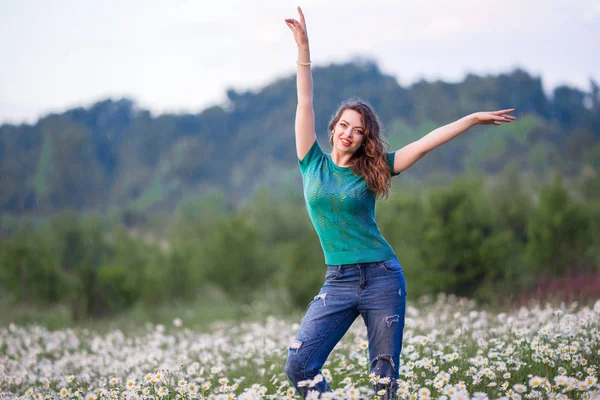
[328,99,393,199]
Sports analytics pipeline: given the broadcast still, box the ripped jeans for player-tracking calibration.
[285,257,407,399]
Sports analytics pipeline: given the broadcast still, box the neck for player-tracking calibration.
[330,148,354,167]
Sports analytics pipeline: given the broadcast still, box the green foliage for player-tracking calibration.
[0,225,63,304]
[525,177,596,277]
[0,213,164,320]
[377,189,427,296]
[95,227,158,313]
[489,163,533,246]
[275,233,326,309]
[386,120,437,150]
[1,173,599,320]
[583,143,600,172]
[43,214,111,319]
[199,214,274,304]
[34,117,106,211]
[177,188,230,218]
[131,177,165,211]
[0,63,598,216]
[1,58,599,317]
[33,133,53,196]
[463,116,541,173]
[528,141,560,178]
[415,179,516,302]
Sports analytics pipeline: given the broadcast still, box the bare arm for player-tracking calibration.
[392,109,516,173]
[285,7,316,160]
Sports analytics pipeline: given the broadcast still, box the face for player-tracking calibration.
[332,109,365,155]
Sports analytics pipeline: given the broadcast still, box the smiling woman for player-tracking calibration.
[283,6,515,400]
[327,101,396,199]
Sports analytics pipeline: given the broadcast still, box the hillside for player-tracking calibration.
[1,60,599,217]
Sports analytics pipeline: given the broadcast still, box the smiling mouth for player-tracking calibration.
[340,138,352,146]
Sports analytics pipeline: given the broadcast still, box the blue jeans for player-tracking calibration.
[285,257,407,399]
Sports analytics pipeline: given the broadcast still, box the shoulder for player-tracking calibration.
[385,151,401,177]
[299,140,325,172]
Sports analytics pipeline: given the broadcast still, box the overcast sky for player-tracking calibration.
[1,0,598,124]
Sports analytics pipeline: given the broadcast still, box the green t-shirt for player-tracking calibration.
[298,140,400,265]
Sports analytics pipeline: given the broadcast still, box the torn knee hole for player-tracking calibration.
[289,340,302,353]
[374,355,397,371]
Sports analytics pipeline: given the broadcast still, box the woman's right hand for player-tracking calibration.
[285,7,309,48]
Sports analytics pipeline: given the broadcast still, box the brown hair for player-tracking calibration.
[328,99,392,199]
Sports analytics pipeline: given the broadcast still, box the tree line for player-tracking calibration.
[1,170,598,321]
[0,61,599,219]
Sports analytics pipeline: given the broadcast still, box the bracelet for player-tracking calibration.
[297,61,312,66]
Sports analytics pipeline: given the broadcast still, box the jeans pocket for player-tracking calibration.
[379,258,403,274]
[325,265,341,280]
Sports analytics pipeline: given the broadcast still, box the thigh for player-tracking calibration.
[288,269,359,373]
[360,258,407,367]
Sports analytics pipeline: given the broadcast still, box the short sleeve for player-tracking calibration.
[386,151,401,177]
[298,140,324,173]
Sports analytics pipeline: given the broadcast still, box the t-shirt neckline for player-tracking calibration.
[327,154,353,171]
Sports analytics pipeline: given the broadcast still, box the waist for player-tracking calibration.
[323,247,396,265]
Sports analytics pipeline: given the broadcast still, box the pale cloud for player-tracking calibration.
[0,0,598,124]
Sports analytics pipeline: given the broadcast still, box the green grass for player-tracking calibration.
[0,290,301,335]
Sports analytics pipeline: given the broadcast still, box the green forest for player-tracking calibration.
[1,60,599,325]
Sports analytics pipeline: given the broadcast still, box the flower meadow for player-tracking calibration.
[2,295,600,400]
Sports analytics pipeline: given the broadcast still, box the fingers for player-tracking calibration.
[298,6,306,27]
[284,18,299,32]
[487,108,516,125]
[489,115,515,125]
[284,18,302,29]
[491,108,516,116]
[478,111,515,125]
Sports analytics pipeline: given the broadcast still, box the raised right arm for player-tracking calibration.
[285,7,316,160]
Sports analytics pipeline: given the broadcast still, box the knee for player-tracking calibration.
[371,355,398,379]
[284,352,304,381]
[371,356,399,399]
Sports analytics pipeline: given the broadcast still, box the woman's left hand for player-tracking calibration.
[474,109,517,125]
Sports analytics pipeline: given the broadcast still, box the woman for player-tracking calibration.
[283,7,515,399]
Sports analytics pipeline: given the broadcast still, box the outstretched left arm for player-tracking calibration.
[391,109,516,174]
